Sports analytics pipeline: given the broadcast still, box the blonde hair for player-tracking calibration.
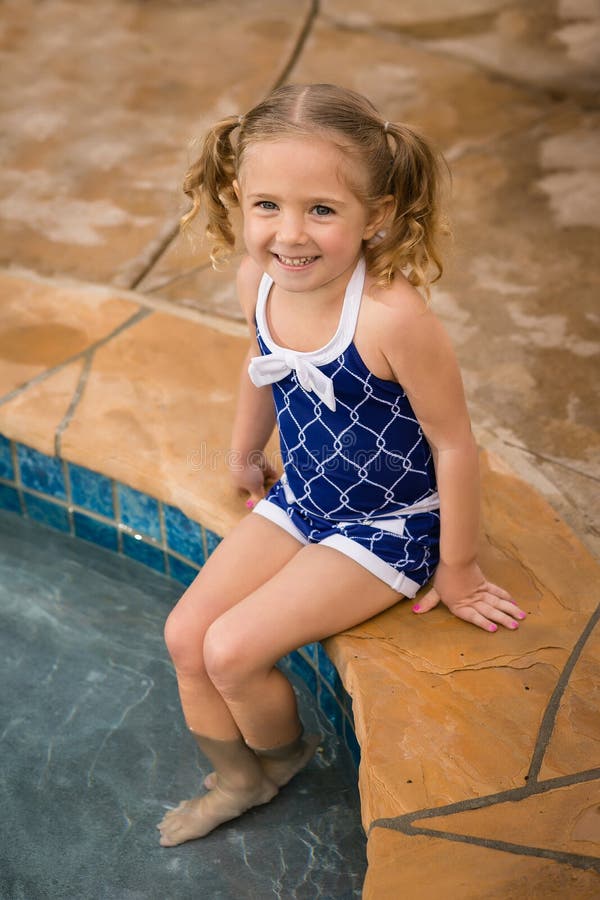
[182,83,450,292]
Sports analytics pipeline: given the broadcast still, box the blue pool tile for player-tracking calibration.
[73,512,118,552]
[343,715,361,770]
[288,650,317,697]
[117,485,161,541]
[204,529,222,556]
[69,464,114,519]
[168,555,199,587]
[122,532,166,573]
[24,493,70,533]
[345,697,355,728]
[317,643,343,695]
[0,483,21,513]
[301,642,318,662]
[0,435,14,481]
[17,445,66,500]
[163,504,205,565]
[319,683,344,736]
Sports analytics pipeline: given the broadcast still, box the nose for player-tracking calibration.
[275,210,308,245]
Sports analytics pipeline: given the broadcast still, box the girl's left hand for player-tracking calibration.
[412,560,526,632]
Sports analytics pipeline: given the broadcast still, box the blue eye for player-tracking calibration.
[313,205,333,216]
[257,201,278,210]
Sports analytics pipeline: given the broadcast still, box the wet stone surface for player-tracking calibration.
[0,511,365,900]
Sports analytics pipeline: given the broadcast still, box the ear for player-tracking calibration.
[363,195,394,240]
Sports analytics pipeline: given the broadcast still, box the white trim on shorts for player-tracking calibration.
[253,500,422,597]
[319,533,422,597]
[253,498,308,545]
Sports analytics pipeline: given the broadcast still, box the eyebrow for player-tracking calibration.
[246,193,348,206]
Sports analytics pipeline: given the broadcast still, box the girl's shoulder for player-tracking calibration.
[361,271,453,380]
[236,255,263,325]
[363,270,436,335]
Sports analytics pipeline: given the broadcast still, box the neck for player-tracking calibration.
[273,253,362,311]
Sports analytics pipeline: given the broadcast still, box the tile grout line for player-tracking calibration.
[55,352,94,457]
[527,601,600,783]
[271,0,320,89]
[370,767,600,852]
[399,826,600,872]
[499,439,600,484]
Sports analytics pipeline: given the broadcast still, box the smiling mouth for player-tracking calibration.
[274,253,319,267]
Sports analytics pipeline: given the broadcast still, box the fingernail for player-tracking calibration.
[412,604,421,612]
[518,612,526,619]
[489,624,497,632]
[510,621,519,629]
[246,499,255,510]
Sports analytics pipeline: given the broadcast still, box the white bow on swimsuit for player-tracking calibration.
[248,352,336,411]
[247,258,367,413]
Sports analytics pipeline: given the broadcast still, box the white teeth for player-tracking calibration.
[277,254,316,267]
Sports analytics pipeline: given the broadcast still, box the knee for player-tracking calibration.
[203,620,254,694]
[164,607,206,675]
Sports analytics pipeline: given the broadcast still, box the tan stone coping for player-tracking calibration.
[1,269,599,895]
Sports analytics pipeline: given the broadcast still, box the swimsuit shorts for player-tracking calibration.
[253,478,440,598]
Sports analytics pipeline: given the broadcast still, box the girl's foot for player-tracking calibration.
[202,733,320,790]
[157,775,278,847]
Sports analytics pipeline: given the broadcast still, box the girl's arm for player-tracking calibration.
[230,257,279,504]
[381,293,526,632]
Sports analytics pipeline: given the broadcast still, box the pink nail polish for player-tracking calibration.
[510,621,519,629]
[246,499,255,510]
[412,604,421,612]
[489,624,497,632]
[518,613,526,619]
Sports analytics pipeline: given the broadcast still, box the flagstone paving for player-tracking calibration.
[0,1,598,896]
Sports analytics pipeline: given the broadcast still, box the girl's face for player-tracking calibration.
[235,136,387,294]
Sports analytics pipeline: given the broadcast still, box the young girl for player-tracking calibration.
[158,83,526,847]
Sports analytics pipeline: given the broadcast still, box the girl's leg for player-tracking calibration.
[158,513,303,847]
[203,543,400,749]
[159,544,401,846]
[163,511,302,739]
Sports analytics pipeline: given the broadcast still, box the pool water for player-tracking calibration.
[0,510,366,899]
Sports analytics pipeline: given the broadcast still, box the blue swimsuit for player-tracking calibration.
[248,257,440,598]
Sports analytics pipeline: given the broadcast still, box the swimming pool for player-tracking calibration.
[0,509,366,898]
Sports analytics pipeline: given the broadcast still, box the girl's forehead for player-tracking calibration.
[238,136,368,190]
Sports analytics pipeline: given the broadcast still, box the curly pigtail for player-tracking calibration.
[181,116,241,267]
[368,122,450,297]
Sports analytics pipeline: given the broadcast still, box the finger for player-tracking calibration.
[451,604,500,632]
[412,588,440,614]
[479,593,527,623]
[484,581,518,605]
[477,595,520,631]
[474,599,523,631]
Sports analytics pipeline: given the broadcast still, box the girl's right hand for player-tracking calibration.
[229,452,278,509]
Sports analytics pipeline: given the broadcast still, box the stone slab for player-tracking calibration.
[0,0,312,283]
[0,270,140,396]
[362,828,600,899]
[322,0,600,94]
[418,780,600,856]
